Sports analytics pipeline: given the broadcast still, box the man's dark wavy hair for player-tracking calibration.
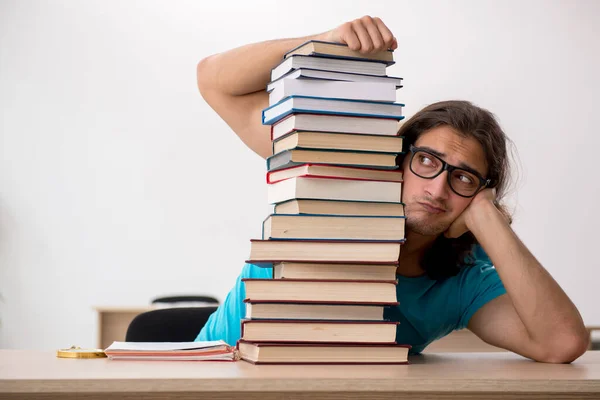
[398,100,514,280]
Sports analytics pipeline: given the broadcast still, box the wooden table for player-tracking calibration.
[1,350,599,399]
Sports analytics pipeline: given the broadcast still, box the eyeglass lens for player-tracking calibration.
[411,151,481,196]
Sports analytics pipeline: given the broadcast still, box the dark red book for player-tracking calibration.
[237,340,410,365]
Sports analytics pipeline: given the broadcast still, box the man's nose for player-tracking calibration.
[424,171,451,200]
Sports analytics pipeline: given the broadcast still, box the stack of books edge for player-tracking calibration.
[239,40,410,365]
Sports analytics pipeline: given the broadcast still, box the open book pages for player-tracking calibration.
[104,340,238,361]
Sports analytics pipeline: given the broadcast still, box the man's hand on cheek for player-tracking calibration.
[444,188,497,239]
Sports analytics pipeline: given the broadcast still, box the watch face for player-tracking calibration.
[56,346,107,358]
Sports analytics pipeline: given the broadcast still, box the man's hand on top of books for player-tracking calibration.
[320,16,398,53]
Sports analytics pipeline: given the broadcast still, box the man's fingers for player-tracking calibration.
[334,17,397,52]
[444,219,470,239]
[445,227,466,239]
[373,17,396,50]
[444,227,456,239]
[351,19,374,53]
[339,22,361,51]
[361,16,385,52]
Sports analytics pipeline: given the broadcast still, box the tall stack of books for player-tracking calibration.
[237,41,410,365]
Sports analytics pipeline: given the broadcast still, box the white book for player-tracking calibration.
[267,176,402,205]
[245,302,387,320]
[267,68,403,92]
[271,113,400,141]
[105,340,228,352]
[263,96,404,126]
[271,55,387,81]
[268,79,397,105]
[106,355,235,361]
[104,340,236,361]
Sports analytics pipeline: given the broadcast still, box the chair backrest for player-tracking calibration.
[151,295,219,305]
[125,306,218,342]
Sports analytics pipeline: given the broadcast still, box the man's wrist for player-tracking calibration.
[466,199,504,236]
[313,30,332,42]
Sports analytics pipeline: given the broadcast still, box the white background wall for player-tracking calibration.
[1,0,599,350]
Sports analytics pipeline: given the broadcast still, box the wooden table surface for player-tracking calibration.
[1,350,600,399]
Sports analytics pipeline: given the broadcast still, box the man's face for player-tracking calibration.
[401,126,489,236]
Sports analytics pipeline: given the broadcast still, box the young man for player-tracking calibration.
[194,16,589,363]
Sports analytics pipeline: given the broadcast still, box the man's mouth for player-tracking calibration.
[418,202,446,214]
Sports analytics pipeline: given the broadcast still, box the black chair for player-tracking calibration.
[125,306,218,342]
[151,295,219,305]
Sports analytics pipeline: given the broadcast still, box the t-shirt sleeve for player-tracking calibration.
[195,263,272,346]
[456,260,507,330]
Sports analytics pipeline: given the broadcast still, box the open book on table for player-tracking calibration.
[104,340,237,361]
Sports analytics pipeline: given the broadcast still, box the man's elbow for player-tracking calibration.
[196,56,216,95]
[536,332,590,364]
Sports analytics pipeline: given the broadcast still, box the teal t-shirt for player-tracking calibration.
[196,248,506,354]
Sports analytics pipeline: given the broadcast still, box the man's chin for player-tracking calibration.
[406,219,450,237]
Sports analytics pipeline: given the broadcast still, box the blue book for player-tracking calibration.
[262,95,405,126]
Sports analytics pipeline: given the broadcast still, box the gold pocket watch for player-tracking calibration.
[56,345,107,359]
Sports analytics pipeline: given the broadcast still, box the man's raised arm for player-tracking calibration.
[196,16,397,159]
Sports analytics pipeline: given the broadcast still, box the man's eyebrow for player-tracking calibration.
[419,146,446,159]
[417,145,485,177]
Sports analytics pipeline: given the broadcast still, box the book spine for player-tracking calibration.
[266,150,292,171]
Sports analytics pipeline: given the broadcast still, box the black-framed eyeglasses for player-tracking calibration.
[408,145,491,198]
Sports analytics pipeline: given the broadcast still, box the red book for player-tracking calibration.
[242,278,398,304]
[248,239,403,263]
[267,176,403,205]
[243,301,394,321]
[266,163,403,184]
[240,319,399,344]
